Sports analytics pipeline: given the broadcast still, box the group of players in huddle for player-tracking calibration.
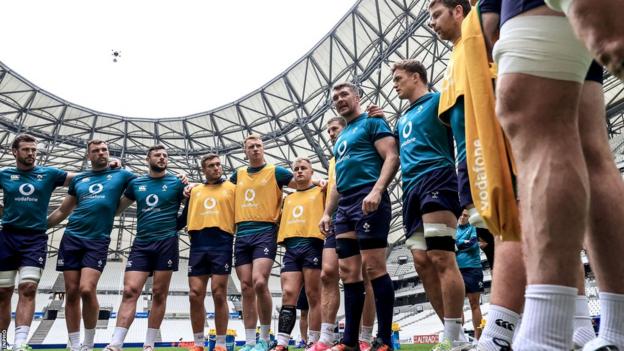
[3,0,624,351]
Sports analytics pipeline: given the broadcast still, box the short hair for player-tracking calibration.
[326,116,347,127]
[243,134,263,148]
[147,144,167,157]
[86,139,107,152]
[11,134,37,150]
[392,59,429,85]
[293,157,312,168]
[332,82,360,98]
[428,0,471,16]
[200,153,220,168]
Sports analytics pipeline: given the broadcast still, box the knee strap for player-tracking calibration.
[335,238,360,259]
[424,223,456,252]
[278,305,297,335]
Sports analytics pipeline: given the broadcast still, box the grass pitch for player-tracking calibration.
[39,345,436,351]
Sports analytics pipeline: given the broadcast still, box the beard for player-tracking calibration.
[17,156,35,167]
[150,163,167,172]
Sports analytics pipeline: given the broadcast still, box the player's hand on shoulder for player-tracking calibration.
[366,104,385,118]
[109,158,122,169]
[318,179,328,190]
[183,183,199,198]
[176,173,190,185]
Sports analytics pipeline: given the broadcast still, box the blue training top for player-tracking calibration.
[455,223,482,269]
[394,92,455,193]
[124,173,185,242]
[334,112,394,193]
[0,166,67,232]
[65,168,135,240]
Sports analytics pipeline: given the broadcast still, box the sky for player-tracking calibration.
[0,0,355,118]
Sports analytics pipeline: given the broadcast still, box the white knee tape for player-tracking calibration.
[544,0,573,14]
[406,232,427,251]
[0,270,17,287]
[467,207,488,229]
[18,266,42,285]
[493,15,592,83]
[423,223,456,239]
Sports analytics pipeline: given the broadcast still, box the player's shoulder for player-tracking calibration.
[223,180,236,190]
[130,174,149,185]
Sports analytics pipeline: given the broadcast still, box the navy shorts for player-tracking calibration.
[296,286,309,310]
[126,236,179,272]
[457,160,473,209]
[234,229,277,267]
[281,240,324,273]
[461,267,484,294]
[188,235,233,277]
[585,60,603,84]
[403,167,461,238]
[324,232,336,249]
[57,234,110,272]
[334,184,391,249]
[0,229,47,271]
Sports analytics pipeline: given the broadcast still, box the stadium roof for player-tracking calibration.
[1,0,624,261]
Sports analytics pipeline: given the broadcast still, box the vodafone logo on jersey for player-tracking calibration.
[244,189,255,202]
[292,205,304,218]
[337,140,348,157]
[89,183,103,194]
[402,121,413,138]
[19,183,35,196]
[204,197,217,209]
[146,194,159,207]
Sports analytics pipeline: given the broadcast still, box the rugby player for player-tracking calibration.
[103,145,186,351]
[0,134,72,351]
[319,82,399,351]
[179,154,235,351]
[310,117,376,351]
[391,59,468,350]
[47,139,134,351]
[455,210,484,340]
[271,157,324,351]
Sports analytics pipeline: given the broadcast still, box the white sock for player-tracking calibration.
[309,330,320,344]
[83,328,96,348]
[145,328,159,348]
[443,318,462,342]
[216,335,226,347]
[277,332,290,347]
[320,323,334,345]
[111,327,128,347]
[260,325,270,342]
[513,284,576,351]
[359,325,373,342]
[245,329,257,345]
[194,332,206,346]
[573,295,596,347]
[479,305,520,350]
[14,325,29,347]
[597,292,624,348]
[68,331,81,350]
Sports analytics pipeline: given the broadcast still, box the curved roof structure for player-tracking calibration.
[1,0,624,261]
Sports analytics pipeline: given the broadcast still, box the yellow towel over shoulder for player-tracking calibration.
[461,5,520,241]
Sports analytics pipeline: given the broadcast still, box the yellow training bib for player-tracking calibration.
[462,5,521,241]
[234,164,284,224]
[187,181,236,235]
[278,186,325,243]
